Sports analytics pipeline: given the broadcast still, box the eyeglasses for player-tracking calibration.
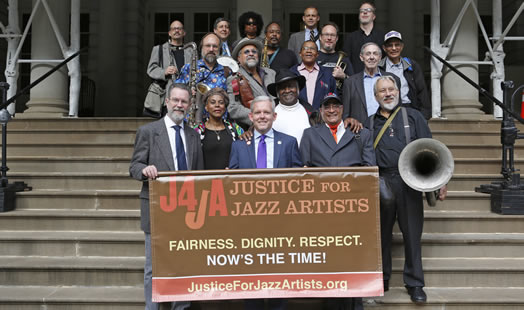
[170,27,184,31]
[301,46,317,51]
[246,22,257,26]
[359,8,375,13]
[321,33,337,38]
[243,49,258,55]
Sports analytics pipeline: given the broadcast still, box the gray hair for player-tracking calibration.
[373,75,398,95]
[250,96,275,112]
[167,83,191,98]
[360,42,382,56]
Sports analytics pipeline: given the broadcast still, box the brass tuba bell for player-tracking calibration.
[196,82,211,95]
[398,138,454,206]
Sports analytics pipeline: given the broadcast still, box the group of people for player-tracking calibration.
[134,1,446,309]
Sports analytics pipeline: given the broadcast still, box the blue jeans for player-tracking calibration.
[144,233,191,310]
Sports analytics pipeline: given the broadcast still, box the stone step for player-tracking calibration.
[0,231,144,257]
[9,172,139,191]
[452,158,524,174]
[1,286,523,310]
[389,258,524,288]
[16,189,139,210]
[1,230,522,260]
[428,119,517,132]
[447,174,508,192]
[444,143,524,158]
[425,191,490,211]
[3,156,131,173]
[5,117,149,130]
[422,210,524,233]
[0,209,140,231]
[5,129,137,144]
[432,130,502,145]
[392,233,524,259]
[0,256,143,286]
[2,142,134,157]
[0,256,521,289]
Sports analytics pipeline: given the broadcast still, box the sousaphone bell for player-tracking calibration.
[398,138,454,206]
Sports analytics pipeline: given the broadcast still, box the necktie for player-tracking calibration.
[173,125,188,170]
[256,135,267,169]
[222,42,230,56]
[309,30,316,42]
[328,124,339,142]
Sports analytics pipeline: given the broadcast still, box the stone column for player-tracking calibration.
[440,0,485,118]
[22,0,70,118]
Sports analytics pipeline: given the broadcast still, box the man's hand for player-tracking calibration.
[343,117,363,133]
[165,65,178,76]
[142,165,158,180]
[438,184,448,201]
[332,66,346,79]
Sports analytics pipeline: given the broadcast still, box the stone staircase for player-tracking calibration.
[0,118,523,309]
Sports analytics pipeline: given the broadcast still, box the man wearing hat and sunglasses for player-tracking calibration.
[267,69,316,144]
[378,30,431,120]
[227,38,276,129]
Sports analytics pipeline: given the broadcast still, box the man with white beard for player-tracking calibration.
[366,75,447,304]
[227,38,276,129]
[176,32,227,123]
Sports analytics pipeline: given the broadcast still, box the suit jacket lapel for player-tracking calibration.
[317,125,338,151]
[155,123,176,171]
[357,74,367,112]
[273,132,282,168]
[335,130,355,152]
[248,139,257,168]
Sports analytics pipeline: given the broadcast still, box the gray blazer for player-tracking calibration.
[342,69,402,123]
[146,42,192,85]
[300,124,376,168]
[227,66,276,128]
[129,119,204,233]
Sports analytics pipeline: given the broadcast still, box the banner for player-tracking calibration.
[149,167,382,302]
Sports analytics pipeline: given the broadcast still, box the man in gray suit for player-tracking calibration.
[227,38,276,129]
[299,93,374,310]
[130,83,204,310]
[146,21,192,116]
[288,6,320,62]
[342,42,401,131]
[301,93,375,168]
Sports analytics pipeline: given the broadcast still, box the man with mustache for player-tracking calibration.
[130,83,204,310]
[145,20,191,117]
[263,22,298,71]
[366,76,446,303]
[342,42,400,132]
[176,32,227,123]
[227,38,276,129]
[291,40,337,111]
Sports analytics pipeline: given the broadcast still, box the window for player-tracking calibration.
[193,12,224,43]
[328,13,358,50]
[153,13,184,45]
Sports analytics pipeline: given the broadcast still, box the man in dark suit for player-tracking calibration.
[229,96,302,169]
[290,40,337,111]
[130,83,204,310]
[342,42,401,132]
[300,93,374,310]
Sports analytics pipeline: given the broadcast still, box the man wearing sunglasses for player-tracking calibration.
[342,1,385,73]
[227,38,276,129]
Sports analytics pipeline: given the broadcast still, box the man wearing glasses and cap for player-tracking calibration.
[378,30,431,120]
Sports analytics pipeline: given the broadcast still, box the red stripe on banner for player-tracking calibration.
[152,272,383,302]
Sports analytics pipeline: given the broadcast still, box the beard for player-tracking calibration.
[167,109,186,124]
[321,44,335,53]
[245,58,258,68]
[380,95,399,111]
[203,52,216,64]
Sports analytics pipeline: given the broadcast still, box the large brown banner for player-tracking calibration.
[149,167,382,302]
